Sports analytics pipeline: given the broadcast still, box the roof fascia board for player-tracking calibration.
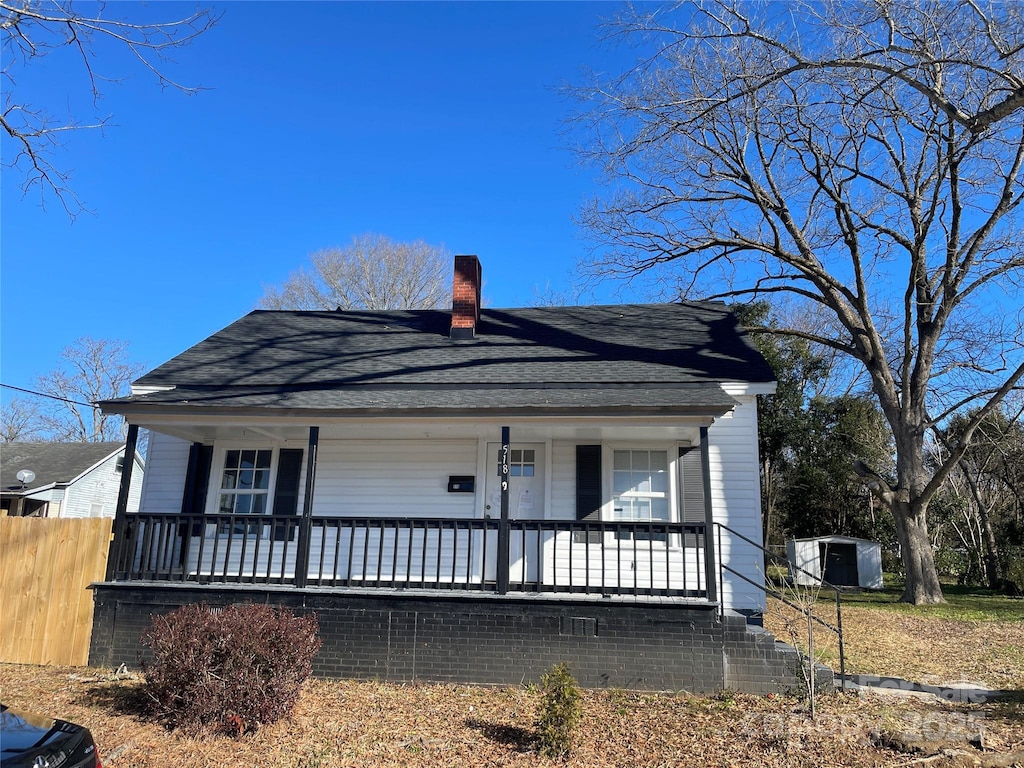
[721,381,777,396]
[122,411,723,431]
[130,385,176,396]
[22,483,59,499]
[2,481,59,498]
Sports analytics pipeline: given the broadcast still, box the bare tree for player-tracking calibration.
[531,279,589,307]
[0,397,44,442]
[573,0,1024,603]
[260,234,452,311]
[1,0,216,216]
[35,337,144,441]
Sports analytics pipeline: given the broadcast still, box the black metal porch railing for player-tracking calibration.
[110,513,710,598]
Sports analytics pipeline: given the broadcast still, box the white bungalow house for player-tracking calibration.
[90,256,806,693]
[1,442,144,519]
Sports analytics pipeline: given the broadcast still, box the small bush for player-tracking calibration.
[141,603,321,734]
[536,662,582,759]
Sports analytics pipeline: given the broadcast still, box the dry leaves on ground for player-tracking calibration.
[2,663,1022,768]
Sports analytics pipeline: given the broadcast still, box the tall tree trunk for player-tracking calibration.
[893,501,945,604]
[891,412,946,604]
[977,501,1003,590]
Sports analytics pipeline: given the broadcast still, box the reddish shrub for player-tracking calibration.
[141,603,321,734]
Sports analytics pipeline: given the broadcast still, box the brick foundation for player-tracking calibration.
[89,584,822,694]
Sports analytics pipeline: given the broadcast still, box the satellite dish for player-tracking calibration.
[16,469,36,485]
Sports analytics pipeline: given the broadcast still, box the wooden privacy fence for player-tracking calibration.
[0,516,112,666]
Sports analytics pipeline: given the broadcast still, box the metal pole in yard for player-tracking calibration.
[836,590,846,692]
[807,610,816,719]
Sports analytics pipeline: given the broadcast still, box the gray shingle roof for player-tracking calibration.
[1,442,124,493]
[106,303,774,415]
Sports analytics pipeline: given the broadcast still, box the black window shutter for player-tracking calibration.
[679,445,707,548]
[679,446,706,523]
[575,445,602,520]
[273,448,304,541]
[180,443,213,535]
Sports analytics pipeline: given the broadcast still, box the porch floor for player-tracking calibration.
[93,579,719,607]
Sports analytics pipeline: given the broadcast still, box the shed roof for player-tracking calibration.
[788,536,881,546]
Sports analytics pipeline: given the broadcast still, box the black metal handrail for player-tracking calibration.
[111,512,709,599]
[713,522,846,691]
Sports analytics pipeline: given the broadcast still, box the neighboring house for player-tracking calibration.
[1,442,144,519]
[90,255,814,693]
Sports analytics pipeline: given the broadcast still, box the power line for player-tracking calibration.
[0,383,95,408]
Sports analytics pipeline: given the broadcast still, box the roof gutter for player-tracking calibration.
[103,402,735,421]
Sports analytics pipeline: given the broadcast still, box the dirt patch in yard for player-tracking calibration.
[2,663,1022,767]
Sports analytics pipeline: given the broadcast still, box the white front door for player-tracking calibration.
[484,443,545,583]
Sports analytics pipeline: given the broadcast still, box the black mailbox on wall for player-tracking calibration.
[447,475,475,493]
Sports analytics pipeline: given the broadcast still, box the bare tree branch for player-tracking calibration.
[1,0,217,216]
[34,337,145,441]
[571,0,1024,604]
[0,397,44,442]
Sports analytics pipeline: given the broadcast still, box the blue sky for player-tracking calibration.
[2,1,647,393]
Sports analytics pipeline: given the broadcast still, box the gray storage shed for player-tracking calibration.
[786,535,884,589]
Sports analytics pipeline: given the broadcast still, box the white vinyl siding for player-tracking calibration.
[305,439,477,581]
[548,440,576,520]
[547,421,765,611]
[311,439,477,518]
[708,393,767,612]
[138,431,191,513]
[543,534,706,594]
[61,452,143,518]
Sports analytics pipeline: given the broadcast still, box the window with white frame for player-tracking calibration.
[611,448,671,540]
[213,448,275,534]
[217,449,274,515]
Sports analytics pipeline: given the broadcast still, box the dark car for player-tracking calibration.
[0,704,102,768]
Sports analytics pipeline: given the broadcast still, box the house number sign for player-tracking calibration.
[500,426,511,522]
[500,444,510,492]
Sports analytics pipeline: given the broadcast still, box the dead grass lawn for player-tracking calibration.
[2,663,1022,768]
[764,597,1024,690]
[2,593,1022,767]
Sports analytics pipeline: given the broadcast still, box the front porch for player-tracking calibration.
[109,512,713,600]
[104,422,724,603]
[88,420,818,694]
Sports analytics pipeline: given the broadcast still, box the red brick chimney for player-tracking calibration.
[450,254,481,340]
